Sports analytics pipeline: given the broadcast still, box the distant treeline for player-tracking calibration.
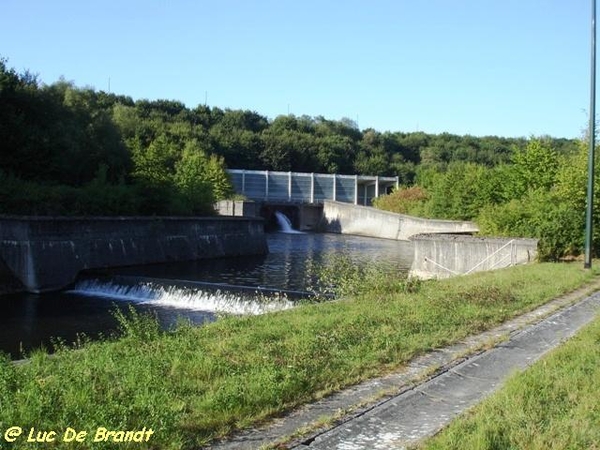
[374,137,600,260]
[1,58,581,218]
[1,58,591,259]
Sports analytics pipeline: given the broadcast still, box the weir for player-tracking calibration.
[0,216,268,293]
[68,277,296,315]
[0,233,411,358]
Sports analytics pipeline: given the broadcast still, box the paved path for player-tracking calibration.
[211,283,600,450]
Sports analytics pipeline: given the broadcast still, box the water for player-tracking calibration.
[0,232,413,359]
[274,211,304,234]
[67,279,296,315]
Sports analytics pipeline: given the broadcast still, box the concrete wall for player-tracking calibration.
[0,258,24,295]
[409,234,538,279]
[0,216,267,293]
[320,201,479,241]
[297,205,323,231]
[215,200,258,217]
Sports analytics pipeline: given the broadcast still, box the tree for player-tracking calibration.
[174,141,215,214]
[424,162,491,220]
[132,133,178,186]
[204,154,233,200]
[354,129,391,175]
[508,138,560,198]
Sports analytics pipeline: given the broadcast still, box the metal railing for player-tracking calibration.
[227,169,399,205]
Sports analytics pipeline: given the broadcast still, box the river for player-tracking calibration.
[0,232,413,359]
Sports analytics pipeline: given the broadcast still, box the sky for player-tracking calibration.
[1,0,594,138]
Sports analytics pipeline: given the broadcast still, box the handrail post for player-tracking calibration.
[265,170,269,201]
[333,174,337,201]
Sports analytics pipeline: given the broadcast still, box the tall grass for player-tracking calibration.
[421,313,600,449]
[0,263,597,449]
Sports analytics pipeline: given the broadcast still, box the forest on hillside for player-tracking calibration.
[1,58,595,259]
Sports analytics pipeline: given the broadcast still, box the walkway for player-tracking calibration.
[210,279,600,450]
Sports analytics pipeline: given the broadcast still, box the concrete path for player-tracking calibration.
[211,282,600,450]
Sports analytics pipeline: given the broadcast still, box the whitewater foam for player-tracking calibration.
[274,211,304,234]
[66,279,295,315]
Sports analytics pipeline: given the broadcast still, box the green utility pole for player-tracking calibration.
[585,0,597,269]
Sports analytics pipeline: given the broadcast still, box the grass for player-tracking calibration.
[0,262,598,449]
[419,310,600,450]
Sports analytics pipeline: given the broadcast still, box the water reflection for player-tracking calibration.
[108,233,413,291]
[0,233,413,359]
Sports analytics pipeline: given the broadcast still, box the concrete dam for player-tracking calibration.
[0,216,267,293]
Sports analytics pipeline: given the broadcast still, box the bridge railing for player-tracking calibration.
[227,169,398,205]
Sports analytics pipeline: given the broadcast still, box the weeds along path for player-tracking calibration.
[2,264,599,450]
[212,274,600,450]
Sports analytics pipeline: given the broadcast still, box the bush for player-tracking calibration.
[477,190,584,261]
[373,185,428,215]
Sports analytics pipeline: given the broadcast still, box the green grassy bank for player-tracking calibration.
[420,306,600,450]
[0,263,598,449]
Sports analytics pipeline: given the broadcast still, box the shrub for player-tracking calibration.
[373,185,428,215]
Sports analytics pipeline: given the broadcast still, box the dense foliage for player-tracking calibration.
[0,58,588,257]
[2,58,579,216]
[374,138,595,260]
[0,59,232,216]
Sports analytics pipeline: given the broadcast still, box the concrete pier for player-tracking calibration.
[410,234,538,279]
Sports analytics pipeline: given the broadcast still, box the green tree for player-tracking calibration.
[424,162,492,220]
[204,154,233,200]
[477,190,583,260]
[132,133,178,186]
[354,129,390,175]
[508,138,560,198]
[173,141,216,215]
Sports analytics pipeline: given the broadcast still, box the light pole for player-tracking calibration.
[585,0,597,269]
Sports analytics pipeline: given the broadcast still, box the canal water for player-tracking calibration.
[0,232,413,359]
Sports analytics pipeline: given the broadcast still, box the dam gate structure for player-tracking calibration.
[227,169,399,206]
[224,169,399,231]
[221,170,479,237]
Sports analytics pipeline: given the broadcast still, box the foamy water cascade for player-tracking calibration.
[67,279,295,315]
[1,233,414,359]
[274,211,304,234]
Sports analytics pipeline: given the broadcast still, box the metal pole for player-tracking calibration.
[585,0,597,269]
[333,174,337,202]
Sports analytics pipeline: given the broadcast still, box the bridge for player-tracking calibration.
[227,169,399,206]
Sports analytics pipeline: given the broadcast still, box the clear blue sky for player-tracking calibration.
[1,0,593,138]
